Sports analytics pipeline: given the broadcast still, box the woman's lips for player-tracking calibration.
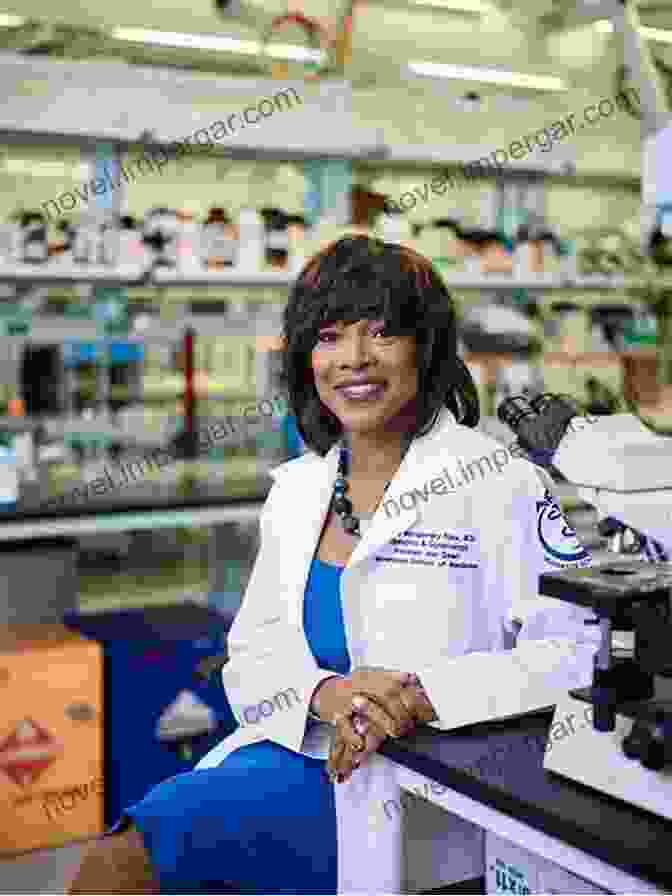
[336,383,386,401]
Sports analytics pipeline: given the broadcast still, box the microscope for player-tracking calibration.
[498,394,672,820]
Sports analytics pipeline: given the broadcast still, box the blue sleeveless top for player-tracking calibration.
[302,556,351,675]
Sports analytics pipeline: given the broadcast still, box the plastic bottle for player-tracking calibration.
[72,214,102,265]
[102,216,120,266]
[117,215,147,268]
[20,212,49,264]
[237,208,264,271]
[0,217,21,265]
[202,208,237,269]
[176,210,203,273]
[0,436,18,511]
[286,214,308,273]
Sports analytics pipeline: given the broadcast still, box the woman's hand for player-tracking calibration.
[322,670,439,783]
[314,668,416,735]
[327,710,385,783]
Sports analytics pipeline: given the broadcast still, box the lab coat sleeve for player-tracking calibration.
[418,462,601,731]
[219,485,340,754]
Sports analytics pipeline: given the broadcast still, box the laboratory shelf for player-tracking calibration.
[440,274,649,291]
[0,263,657,292]
[355,153,641,192]
[0,263,147,286]
[151,269,296,288]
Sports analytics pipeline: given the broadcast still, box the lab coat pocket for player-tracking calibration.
[366,550,484,667]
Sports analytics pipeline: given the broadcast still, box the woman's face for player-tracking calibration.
[310,318,418,435]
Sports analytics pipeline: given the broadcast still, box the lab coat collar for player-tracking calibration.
[267,406,459,570]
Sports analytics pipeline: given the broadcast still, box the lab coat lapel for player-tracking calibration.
[346,407,458,569]
[346,500,418,569]
[272,445,339,625]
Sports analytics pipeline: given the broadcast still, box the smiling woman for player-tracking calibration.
[67,235,598,896]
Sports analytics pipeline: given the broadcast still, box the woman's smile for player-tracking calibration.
[335,380,387,402]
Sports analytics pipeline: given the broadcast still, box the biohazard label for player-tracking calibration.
[0,718,62,789]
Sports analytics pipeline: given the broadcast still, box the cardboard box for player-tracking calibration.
[0,624,103,856]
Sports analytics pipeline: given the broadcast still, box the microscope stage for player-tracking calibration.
[540,561,672,616]
[544,695,672,822]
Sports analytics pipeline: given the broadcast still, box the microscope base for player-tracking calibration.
[543,695,672,822]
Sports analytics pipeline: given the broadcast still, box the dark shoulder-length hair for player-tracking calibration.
[281,234,479,456]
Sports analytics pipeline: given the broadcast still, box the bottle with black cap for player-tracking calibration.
[202,207,237,268]
[260,207,289,270]
[19,211,49,264]
[142,207,180,268]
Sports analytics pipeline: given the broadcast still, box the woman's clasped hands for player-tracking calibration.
[311,667,437,784]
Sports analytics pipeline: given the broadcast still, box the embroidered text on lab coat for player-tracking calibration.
[374,529,480,568]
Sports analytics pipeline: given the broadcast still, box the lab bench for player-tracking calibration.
[0,482,268,542]
[0,483,269,622]
[381,711,672,895]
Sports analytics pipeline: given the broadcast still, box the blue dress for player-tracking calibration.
[109,557,350,894]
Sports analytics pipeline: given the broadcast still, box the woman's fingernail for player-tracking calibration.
[353,718,368,735]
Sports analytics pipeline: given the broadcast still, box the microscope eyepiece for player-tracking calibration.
[497,394,537,432]
[530,392,579,417]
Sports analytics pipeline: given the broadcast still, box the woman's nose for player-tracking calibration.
[339,331,371,367]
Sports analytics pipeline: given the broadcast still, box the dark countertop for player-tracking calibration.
[0,480,270,527]
[381,711,672,892]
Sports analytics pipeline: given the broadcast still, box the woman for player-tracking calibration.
[68,235,597,894]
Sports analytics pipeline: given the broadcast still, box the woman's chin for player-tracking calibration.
[336,406,400,434]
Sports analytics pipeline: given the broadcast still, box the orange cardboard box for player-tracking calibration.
[0,624,104,856]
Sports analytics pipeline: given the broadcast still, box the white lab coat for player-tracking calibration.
[197,406,599,894]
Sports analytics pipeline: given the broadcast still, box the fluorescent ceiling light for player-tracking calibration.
[641,26,672,45]
[0,12,24,26]
[409,0,487,10]
[594,19,614,35]
[111,26,323,62]
[408,61,567,91]
[264,43,323,63]
[112,28,259,54]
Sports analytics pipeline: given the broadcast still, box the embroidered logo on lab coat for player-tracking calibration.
[375,529,480,569]
[536,490,591,568]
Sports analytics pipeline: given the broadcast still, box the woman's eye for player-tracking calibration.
[371,325,392,339]
[317,331,338,344]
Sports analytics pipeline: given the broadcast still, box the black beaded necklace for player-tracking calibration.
[332,436,411,538]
